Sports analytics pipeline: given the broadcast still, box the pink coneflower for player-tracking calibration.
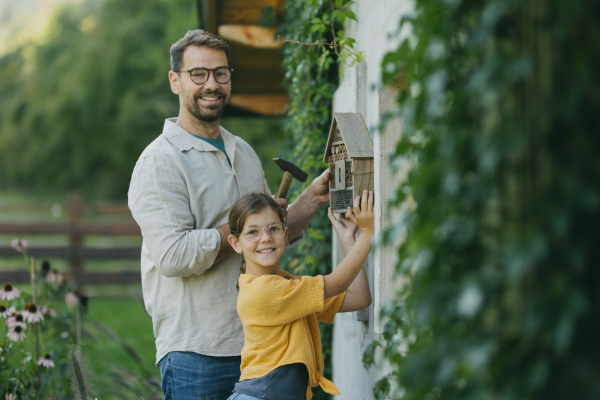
[6,325,26,342]
[45,269,65,284]
[10,238,28,252]
[0,305,15,318]
[6,313,27,329]
[0,283,19,301]
[23,304,43,324]
[21,303,30,317]
[37,353,55,368]
[40,306,57,317]
[44,270,57,283]
[65,291,79,309]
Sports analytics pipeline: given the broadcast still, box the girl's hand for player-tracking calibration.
[327,207,358,244]
[346,191,375,235]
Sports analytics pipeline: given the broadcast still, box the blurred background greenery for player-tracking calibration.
[0,0,288,199]
[0,0,289,398]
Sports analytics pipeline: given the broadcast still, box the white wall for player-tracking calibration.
[331,1,413,398]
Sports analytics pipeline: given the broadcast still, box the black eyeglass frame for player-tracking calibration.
[176,67,234,85]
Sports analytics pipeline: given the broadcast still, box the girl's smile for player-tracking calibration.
[229,208,287,276]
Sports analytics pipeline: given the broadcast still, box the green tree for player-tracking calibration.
[0,0,196,198]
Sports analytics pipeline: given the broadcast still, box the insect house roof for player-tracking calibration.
[323,113,374,162]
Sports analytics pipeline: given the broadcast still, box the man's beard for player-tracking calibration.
[186,92,228,123]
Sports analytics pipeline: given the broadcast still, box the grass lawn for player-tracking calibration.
[81,293,161,400]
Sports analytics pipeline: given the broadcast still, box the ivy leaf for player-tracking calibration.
[344,9,357,21]
[362,341,380,367]
[336,0,344,8]
[345,37,356,47]
[373,376,391,400]
[318,50,329,70]
[311,17,322,24]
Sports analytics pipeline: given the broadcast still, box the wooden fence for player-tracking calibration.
[0,194,141,286]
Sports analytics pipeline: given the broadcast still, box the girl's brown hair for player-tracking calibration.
[229,193,284,290]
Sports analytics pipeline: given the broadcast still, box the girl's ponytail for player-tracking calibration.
[236,255,246,291]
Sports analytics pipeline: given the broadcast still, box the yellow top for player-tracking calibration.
[237,270,346,399]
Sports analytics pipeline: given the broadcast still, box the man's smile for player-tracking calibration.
[196,93,225,104]
[198,96,221,101]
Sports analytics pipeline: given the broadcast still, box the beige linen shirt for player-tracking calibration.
[128,118,296,364]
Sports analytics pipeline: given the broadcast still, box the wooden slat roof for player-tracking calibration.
[323,113,374,162]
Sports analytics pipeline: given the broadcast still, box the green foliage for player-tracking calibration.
[368,0,600,398]
[82,303,161,400]
[275,0,359,398]
[0,0,196,198]
[68,346,90,400]
[0,248,82,399]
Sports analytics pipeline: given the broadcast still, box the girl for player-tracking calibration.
[227,190,374,400]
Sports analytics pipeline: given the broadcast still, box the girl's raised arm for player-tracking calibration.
[323,191,374,308]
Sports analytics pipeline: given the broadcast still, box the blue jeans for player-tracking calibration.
[159,351,241,400]
[227,393,263,400]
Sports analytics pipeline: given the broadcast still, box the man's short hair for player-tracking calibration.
[170,29,230,72]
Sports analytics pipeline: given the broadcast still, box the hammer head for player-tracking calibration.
[273,158,308,182]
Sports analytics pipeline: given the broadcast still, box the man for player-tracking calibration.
[128,30,330,400]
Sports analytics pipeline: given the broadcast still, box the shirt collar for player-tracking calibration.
[162,118,237,165]
[162,118,234,150]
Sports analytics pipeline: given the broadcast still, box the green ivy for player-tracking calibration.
[275,1,360,398]
[366,0,600,399]
[277,0,362,274]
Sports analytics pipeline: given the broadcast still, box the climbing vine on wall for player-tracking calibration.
[365,0,600,399]
[277,0,362,276]
[273,1,361,398]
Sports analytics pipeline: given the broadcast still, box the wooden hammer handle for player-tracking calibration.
[276,171,293,199]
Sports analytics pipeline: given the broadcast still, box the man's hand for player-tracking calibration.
[306,169,330,206]
[284,168,330,241]
[272,196,289,219]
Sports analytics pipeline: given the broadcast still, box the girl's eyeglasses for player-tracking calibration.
[239,222,286,242]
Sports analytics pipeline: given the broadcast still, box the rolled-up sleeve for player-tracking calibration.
[128,153,220,277]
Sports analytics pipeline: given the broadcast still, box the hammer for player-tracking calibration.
[273,158,308,199]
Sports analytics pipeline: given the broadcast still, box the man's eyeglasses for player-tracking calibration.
[238,222,287,242]
[176,67,233,85]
